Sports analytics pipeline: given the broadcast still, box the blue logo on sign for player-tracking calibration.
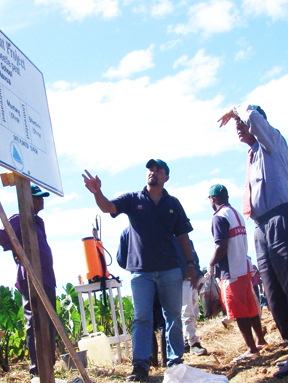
[10,141,24,172]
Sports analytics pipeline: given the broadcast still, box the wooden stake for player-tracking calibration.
[0,178,91,383]
[15,175,55,383]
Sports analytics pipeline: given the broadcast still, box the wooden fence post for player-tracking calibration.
[0,173,91,383]
[15,175,55,383]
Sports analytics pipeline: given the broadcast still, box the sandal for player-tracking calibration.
[257,344,272,350]
[232,351,259,363]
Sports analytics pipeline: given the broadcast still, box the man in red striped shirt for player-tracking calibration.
[207,184,266,363]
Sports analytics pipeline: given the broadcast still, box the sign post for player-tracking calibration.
[15,175,55,383]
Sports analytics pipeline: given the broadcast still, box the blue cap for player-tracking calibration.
[146,159,170,175]
[31,185,50,197]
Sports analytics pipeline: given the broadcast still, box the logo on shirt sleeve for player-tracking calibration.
[137,205,143,210]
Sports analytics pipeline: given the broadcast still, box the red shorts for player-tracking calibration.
[220,274,259,319]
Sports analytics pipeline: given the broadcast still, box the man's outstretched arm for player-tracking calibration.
[82,169,117,214]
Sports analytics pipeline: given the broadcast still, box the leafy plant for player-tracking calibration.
[0,282,134,367]
[55,283,82,355]
[115,295,134,334]
[0,286,26,372]
[198,295,206,322]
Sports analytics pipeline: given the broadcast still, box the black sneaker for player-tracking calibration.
[167,358,183,367]
[190,342,207,356]
[183,339,190,353]
[126,365,149,382]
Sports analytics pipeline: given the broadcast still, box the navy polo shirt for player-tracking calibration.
[212,214,230,280]
[111,187,193,272]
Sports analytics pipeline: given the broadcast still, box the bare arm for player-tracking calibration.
[209,239,228,266]
[177,233,197,288]
[218,109,239,127]
[82,170,117,214]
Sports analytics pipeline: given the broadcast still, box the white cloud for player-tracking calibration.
[46,45,288,178]
[131,3,149,14]
[0,189,17,207]
[243,0,288,20]
[169,0,239,37]
[50,81,78,92]
[46,191,81,209]
[172,49,221,90]
[151,0,173,18]
[0,0,42,33]
[260,66,284,81]
[235,46,252,61]
[103,46,155,79]
[47,49,231,175]
[160,39,181,51]
[210,168,220,174]
[35,0,120,20]
[243,73,288,135]
[169,178,244,217]
[173,55,189,68]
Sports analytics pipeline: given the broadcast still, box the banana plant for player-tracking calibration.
[0,286,26,372]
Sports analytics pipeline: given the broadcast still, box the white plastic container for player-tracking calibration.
[78,332,113,366]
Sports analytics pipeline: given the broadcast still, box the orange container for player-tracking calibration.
[82,237,109,280]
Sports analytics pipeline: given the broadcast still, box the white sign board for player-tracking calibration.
[0,30,63,196]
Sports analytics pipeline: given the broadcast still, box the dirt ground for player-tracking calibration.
[1,307,288,382]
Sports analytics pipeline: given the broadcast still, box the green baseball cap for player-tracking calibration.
[146,159,170,175]
[31,185,50,197]
[251,105,267,120]
[208,184,228,197]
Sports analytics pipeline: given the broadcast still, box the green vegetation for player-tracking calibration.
[0,286,26,372]
[0,284,134,372]
[0,283,206,372]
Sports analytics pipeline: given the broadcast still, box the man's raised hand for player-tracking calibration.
[82,170,101,194]
[218,110,238,127]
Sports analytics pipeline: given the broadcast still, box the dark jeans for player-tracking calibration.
[254,213,288,340]
[20,279,56,375]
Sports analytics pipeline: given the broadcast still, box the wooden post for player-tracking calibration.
[15,175,55,383]
[0,173,91,383]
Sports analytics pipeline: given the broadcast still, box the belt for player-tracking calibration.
[254,202,288,225]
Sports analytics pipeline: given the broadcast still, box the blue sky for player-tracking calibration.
[1,0,288,297]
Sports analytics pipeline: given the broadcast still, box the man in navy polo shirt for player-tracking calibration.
[83,159,196,381]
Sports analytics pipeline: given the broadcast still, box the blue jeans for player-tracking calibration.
[131,268,183,370]
[254,213,288,339]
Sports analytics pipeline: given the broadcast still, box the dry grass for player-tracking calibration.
[1,307,288,382]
